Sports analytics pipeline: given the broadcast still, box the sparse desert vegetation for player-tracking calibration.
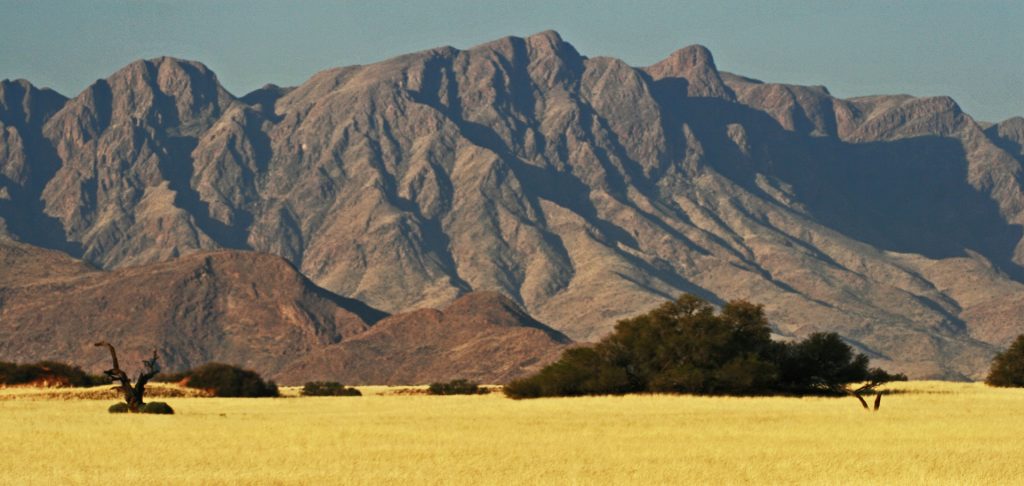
[1,381,1022,484]
[427,379,488,395]
[0,360,109,387]
[301,381,362,396]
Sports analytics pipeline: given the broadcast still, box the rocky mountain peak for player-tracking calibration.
[986,116,1024,159]
[0,78,68,130]
[644,44,734,100]
[104,56,235,133]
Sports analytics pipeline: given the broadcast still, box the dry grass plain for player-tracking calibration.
[1,381,1022,485]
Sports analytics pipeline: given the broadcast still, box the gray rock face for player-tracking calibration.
[2,31,1023,379]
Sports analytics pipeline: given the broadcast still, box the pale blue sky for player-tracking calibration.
[1,0,1021,122]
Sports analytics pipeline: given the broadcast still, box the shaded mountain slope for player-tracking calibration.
[0,247,378,375]
[1,31,1023,378]
[277,291,571,385]
[0,243,566,384]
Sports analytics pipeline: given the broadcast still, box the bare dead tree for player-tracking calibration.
[850,376,889,412]
[852,392,869,410]
[94,342,160,413]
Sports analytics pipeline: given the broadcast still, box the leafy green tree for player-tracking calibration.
[986,335,1024,387]
[504,294,903,399]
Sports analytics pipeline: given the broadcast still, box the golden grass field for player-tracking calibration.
[1,381,1022,485]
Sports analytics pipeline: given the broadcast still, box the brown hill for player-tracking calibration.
[0,244,381,375]
[2,31,1023,378]
[277,291,571,385]
[0,242,566,384]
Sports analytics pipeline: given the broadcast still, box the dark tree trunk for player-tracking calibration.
[94,342,160,413]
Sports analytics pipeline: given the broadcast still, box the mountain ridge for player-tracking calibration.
[1,31,1023,379]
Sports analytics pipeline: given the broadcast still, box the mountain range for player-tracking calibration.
[2,31,1023,380]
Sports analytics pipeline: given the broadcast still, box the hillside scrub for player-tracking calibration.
[986,334,1024,387]
[167,363,279,397]
[504,295,904,399]
[0,361,110,387]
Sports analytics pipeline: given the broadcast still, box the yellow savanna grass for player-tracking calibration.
[0,381,1021,485]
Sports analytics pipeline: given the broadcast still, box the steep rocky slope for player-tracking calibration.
[1,31,1023,378]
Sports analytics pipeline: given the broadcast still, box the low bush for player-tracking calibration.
[301,381,362,396]
[108,403,130,413]
[0,360,109,387]
[175,363,279,397]
[107,401,174,414]
[428,379,488,395]
[140,402,175,414]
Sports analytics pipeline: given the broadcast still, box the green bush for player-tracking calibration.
[107,401,174,414]
[428,379,488,395]
[504,294,904,399]
[141,402,175,414]
[987,334,1024,387]
[301,382,362,396]
[108,403,130,413]
[0,360,110,387]
[177,363,279,397]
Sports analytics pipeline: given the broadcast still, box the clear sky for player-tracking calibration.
[1,0,1021,122]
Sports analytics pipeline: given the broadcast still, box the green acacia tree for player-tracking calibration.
[986,335,1024,387]
[504,294,904,399]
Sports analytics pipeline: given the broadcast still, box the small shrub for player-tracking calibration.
[178,363,279,397]
[108,403,130,413]
[428,379,488,395]
[301,381,362,396]
[141,402,174,414]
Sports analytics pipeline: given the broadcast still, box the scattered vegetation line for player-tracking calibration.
[0,360,109,388]
[504,294,905,399]
[428,379,488,395]
[301,382,362,396]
